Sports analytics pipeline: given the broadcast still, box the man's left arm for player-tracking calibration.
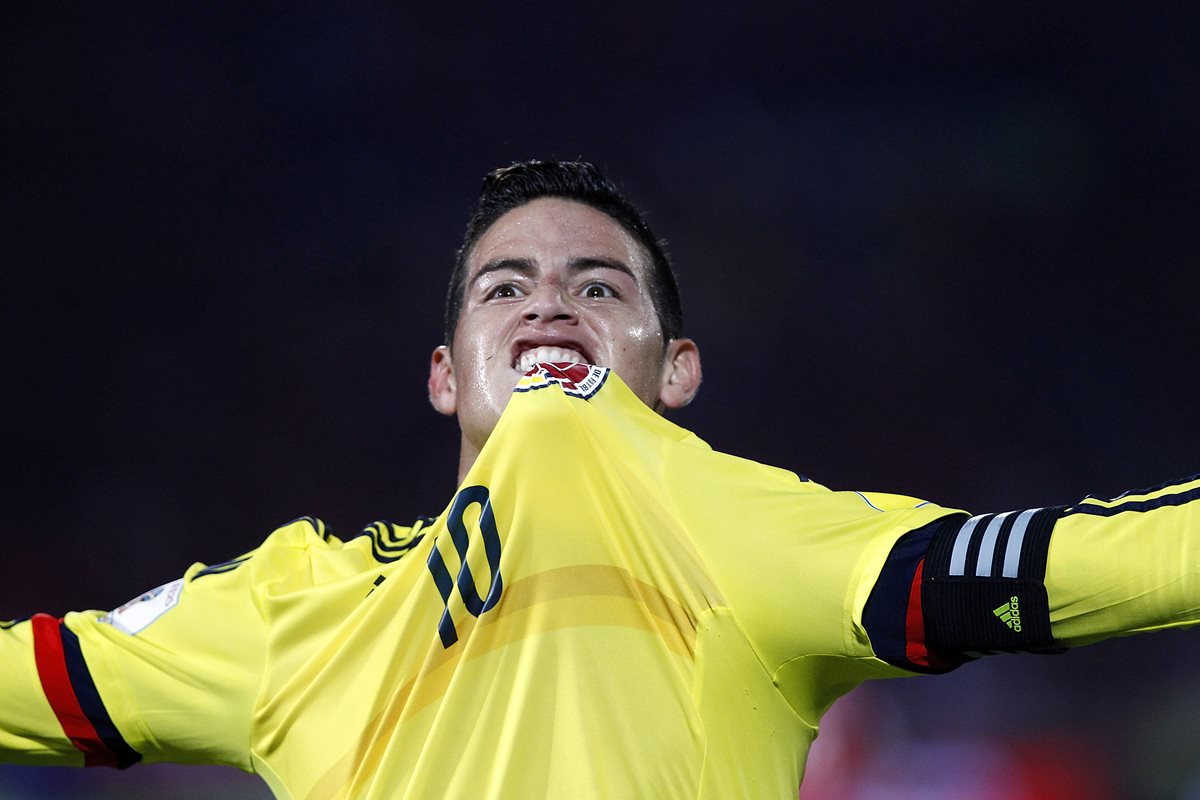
[864,473,1200,670]
[1045,473,1200,647]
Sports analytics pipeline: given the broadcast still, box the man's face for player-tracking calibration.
[430,197,700,475]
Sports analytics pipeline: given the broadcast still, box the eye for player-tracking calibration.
[582,282,617,299]
[485,283,523,300]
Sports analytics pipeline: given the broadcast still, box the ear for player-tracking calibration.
[428,345,458,416]
[657,338,702,409]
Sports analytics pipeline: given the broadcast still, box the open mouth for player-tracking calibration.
[512,343,593,372]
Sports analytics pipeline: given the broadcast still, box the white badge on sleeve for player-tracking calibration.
[101,578,184,635]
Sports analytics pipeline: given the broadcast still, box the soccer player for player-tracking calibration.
[2,160,1198,798]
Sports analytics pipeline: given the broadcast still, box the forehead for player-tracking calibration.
[467,198,653,280]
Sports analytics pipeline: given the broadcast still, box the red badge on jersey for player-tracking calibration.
[514,362,609,399]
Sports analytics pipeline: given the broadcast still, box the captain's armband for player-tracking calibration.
[864,507,1065,673]
[921,508,1064,657]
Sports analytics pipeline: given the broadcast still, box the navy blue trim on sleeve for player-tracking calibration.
[863,515,967,674]
[59,625,143,769]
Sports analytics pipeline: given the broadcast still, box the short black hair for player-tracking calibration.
[444,160,683,347]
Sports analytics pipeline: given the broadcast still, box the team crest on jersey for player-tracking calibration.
[100,578,184,635]
[514,361,609,399]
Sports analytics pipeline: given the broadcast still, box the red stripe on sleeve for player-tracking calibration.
[903,560,956,671]
[904,559,930,667]
[31,613,116,767]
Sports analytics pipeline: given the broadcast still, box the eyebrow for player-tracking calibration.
[470,256,639,287]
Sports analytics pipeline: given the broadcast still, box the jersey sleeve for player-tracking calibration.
[1,539,269,770]
[1045,473,1200,646]
[863,473,1200,671]
[0,617,85,765]
[661,437,963,675]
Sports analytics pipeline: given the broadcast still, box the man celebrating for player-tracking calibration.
[2,160,1197,798]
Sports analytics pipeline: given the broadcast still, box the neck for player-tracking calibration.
[456,435,481,486]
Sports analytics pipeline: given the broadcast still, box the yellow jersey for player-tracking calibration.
[3,363,1198,798]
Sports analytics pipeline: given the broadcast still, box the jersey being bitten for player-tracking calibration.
[0,366,957,798]
[4,364,1199,798]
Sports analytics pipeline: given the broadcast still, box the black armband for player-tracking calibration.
[864,507,1065,673]
[922,507,1065,658]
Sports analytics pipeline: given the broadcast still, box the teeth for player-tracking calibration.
[515,346,586,372]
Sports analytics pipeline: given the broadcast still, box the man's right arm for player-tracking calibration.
[1,536,273,771]
[0,617,89,765]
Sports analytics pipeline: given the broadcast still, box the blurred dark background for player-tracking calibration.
[2,4,1198,798]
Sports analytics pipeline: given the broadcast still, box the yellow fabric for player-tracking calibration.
[23,371,948,798]
[1047,475,1200,646]
[13,369,1194,797]
[0,620,81,765]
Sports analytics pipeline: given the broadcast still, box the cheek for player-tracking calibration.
[624,320,663,355]
[454,314,509,366]
[601,306,660,345]
[603,319,665,382]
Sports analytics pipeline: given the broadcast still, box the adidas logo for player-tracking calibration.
[993,596,1022,633]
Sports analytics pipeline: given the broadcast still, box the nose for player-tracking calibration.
[522,283,576,324]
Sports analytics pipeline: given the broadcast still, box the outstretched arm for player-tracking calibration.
[1046,474,1200,646]
[0,616,104,766]
[864,473,1200,671]
[1,552,267,770]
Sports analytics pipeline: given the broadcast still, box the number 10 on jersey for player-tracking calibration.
[426,485,505,648]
